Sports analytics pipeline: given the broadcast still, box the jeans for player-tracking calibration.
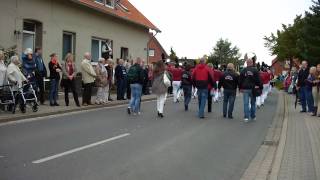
[182,85,192,107]
[49,79,58,104]
[157,93,167,113]
[64,79,80,106]
[197,88,208,118]
[300,86,314,112]
[223,89,236,117]
[117,78,127,100]
[243,89,256,119]
[129,84,142,113]
[172,81,181,102]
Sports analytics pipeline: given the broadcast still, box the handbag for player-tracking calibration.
[163,72,171,88]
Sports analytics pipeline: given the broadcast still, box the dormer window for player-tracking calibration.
[95,0,115,8]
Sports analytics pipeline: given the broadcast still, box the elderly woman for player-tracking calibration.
[0,50,7,87]
[48,53,62,106]
[306,66,317,116]
[61,53,80,107]
[317,64,320,117]
[95,58,108,104]
[7,56,27,91]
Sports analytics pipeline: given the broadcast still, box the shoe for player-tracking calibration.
[54,103,59,106]
[300,110,307,113]
[228,116,233,119]
[108,98,113,101]
[185,105,188,111]
[244,118,249,123]
[200,116,205,119]
[159,113,164,118]
[127,107,131,115]
[252,117,256,121]
[82,103,88,106]
[50,103,55,106]
[223,115,226,118]
[66,104,69,106]
[312,106,318,116]
[157,111,160,117]
[76,104,81,107]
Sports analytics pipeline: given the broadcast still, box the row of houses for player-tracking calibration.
[0,0,168,67]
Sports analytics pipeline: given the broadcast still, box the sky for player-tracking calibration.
[130,0,313,65]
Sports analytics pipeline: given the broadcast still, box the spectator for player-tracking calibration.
[171,63,183,103]
[142,64,150,95]
[306,67,317,116]
[81,52,96,106]
[297,61,311,113]
[48,53,62,106]
[317,64,320,117]
[239,57,262,122]
[152,60,170,118]
[95,58,108,105]
[22,48,36,84]
[125,59,133,99]
[181,64,193,111]
[105,58,114,101]
[0,50,7,87]
[115,59,127,100]
[33,47,47,105]
[61,53,80,107]
[192,57,214,119]
[7,55,27,92]
[127,57,144,115]
[219,63,239,119]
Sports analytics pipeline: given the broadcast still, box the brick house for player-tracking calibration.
[0,0,160,67]
[271,58,301,76]
[147,33,168,64]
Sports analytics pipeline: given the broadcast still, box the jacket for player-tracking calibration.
[61,62,77,80]
[181,70,192,86]
[239,66,262,90]
[171,67,183,81]
[22,54,36,77]
[219,70,239,90]
[49,61,61,80]
[33,54,47,78]
[192,64,214,89]
[152,71,169,95]
[127,63,144,85]
[115,64,127,81]
[7,63,27,91]
[95,63,108,87]
[81,59,96,84]
[297,68,310,87]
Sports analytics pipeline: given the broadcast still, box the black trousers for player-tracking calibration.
[36,76,45,104]
[83,83,93,104]
[208,90,212,113]
[127,82,131,99]
[64,79,80,106]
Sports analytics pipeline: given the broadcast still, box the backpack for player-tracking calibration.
[127,64,140,83]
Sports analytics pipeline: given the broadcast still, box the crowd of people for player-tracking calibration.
[283,61,320,117]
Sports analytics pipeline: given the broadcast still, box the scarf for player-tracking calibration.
[51,57,58,65]
[68,63,74,76]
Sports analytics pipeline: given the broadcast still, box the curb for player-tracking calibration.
[0,97,158,124]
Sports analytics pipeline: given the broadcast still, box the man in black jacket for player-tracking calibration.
[33,48,47,105]
[115,59,127,100]
[239,58,262,122]
[296,61,311,112]
[219,63,239,119]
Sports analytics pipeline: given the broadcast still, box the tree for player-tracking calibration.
[208,38,242,68]
[264,0,320,66]
[169,47,178,63]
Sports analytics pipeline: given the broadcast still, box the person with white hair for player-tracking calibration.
[95,58,108,105]
[239,55,262,123]
[192,57,214,119]
[81,52,96,106]
[22,48,36,82]
[0,50,7,87]
[105,58,114,101]
[7,56,27,91]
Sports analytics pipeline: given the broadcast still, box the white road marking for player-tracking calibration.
[32,133,130,164]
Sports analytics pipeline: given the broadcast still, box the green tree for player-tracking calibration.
[169,47,178,63]
[208,38,242,68]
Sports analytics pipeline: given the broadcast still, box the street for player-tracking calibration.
[0,93,278,180]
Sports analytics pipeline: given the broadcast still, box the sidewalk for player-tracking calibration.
[0,94,158,123]
[276,94,320,180]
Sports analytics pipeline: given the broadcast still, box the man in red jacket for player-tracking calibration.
[192,58,214,118]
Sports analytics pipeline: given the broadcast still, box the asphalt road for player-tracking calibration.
[0,92,278,180]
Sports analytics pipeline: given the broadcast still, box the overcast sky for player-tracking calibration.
[130,0,313,65]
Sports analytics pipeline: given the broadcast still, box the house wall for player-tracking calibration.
[148,37,166,64]
[0,0,149,68]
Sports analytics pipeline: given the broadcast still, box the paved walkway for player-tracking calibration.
[0,94,157,123]
[278,94,320,180]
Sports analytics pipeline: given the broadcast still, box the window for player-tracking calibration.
[94,0,115,8]
[62,32,76,59]
[91,38,113,62]
[149,49,155,57]
[22,21,36,51]
[121,47,129,60]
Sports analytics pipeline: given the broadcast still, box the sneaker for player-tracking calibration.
[228,116,233,119]
[159,113,164,118]
[244,118,249,123]
[127,107,131,115]
[252,117,257,121]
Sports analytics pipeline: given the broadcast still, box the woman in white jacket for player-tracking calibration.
[7,56,27,91]
[0,51,7,87]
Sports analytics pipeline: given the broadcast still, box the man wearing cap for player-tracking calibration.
[239,55,262,123]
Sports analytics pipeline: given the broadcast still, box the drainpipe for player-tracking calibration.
[147,31,158,65]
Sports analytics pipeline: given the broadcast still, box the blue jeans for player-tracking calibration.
[129,84,142,113]
[117,78,127,100]
[243,89,256,119]
[223,89,236,117]
[300,86,314,112]
[197,89,208,118]
[49,79,58,104]
[182,85,192,107]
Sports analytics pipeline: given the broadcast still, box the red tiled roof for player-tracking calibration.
[71,0,160,32]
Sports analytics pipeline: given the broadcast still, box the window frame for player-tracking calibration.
[91,37,113,62]
[62,31,76,60]
[94,0,115,9]
[149,49,155,57]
